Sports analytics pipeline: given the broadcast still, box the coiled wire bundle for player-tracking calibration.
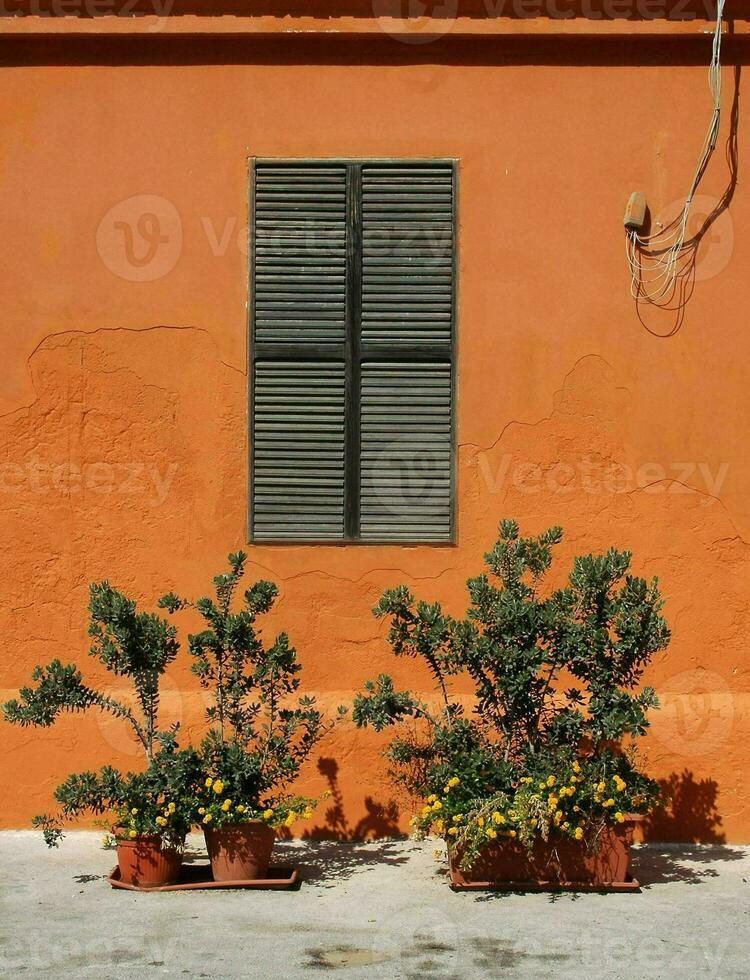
[626,0,726,305]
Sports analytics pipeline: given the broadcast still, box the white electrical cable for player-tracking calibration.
[627,0,726,304]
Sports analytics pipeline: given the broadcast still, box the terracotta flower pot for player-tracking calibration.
[203,821,276,882]
[116,835,183,888]
[450,814,642,888]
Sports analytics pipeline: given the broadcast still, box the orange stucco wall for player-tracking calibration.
[1,20,748,842]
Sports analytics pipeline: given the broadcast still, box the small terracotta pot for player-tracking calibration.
[116,835,183,888]
[451,814,642,887]
[204,821,276,882]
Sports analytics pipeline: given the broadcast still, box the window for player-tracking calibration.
[249,159,456,543]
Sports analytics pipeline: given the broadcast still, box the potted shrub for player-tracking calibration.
[3,582,200,887]
[353,520,670,889]
[160,552,345,882]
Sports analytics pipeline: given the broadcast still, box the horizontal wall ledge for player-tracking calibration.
[0,14,747,39]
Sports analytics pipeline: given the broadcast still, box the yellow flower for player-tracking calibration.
[448,827,458,836]
[130,807,138,815]
[603,798,615,808]
[613,776,626,792]
[263,809,274,820]
[520,776,533,784]
[597,781,606,794]
[615,811,625,823]
[167,802,176,814]
[574,827,584,840]
[221,800,232,812]
[538,782,546,791]
[546,775,556,787]
[205,777,213,788]
[548,796,558,809]
[477,817,485,828]
[508,830,517,838]
[554,810,563,824]
[128,829,137,838]
[432,800,442,811]
[434,819,445,834]
[427,795,437,804]
[202,813,213,824]
[448,777,460,788]
[303,807,313,820]
[198,807,206,815]
[562,821,570,830]
[452,814,462,824]
[285,811,296,828]
[492,812,505,825]
[155,816,167,827]
[486,827,497,840]
[213,780,224,795]
[237,805,246,814]
[572,761,581,773]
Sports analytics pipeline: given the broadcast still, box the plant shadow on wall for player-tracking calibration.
[303,757,402,841]
[633,769,747,885]
[629,65,741,338]
[273,757,410,886]
[646,768,726,843]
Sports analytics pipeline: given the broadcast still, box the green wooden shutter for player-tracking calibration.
[359,161,454,541]
[250,159,456,543]
[251,162,348,541]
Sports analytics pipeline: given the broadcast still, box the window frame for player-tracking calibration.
[247,157,458,546]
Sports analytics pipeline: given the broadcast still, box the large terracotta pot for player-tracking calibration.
[203,821,276,882]
[116,835,183,887]
[450,815,642,887]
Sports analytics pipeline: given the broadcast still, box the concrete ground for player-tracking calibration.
[1,833,748,979]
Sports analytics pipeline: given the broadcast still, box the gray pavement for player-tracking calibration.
[1,832,748,979]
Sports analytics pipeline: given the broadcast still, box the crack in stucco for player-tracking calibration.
[459,353,620,454]
[0,324,244,424]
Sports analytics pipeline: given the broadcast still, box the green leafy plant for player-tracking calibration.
[353,519,670,865]
[3,582,198,847]
[159,552,345,829]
